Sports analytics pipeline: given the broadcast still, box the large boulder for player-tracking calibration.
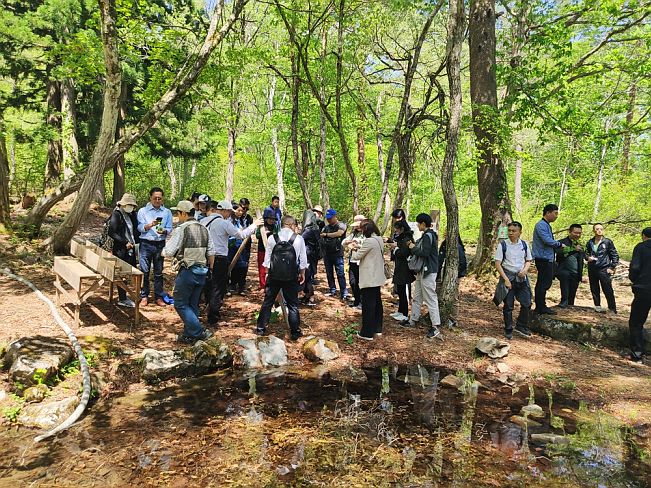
[141,337,232,383]
[4,336,73,385]
[302,336,341,363]
[236,336,288,369]
[18,396,78,429]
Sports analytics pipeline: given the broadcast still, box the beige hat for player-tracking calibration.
[353,214,366,222]
[171,200,194,213]
[312,205,324,214]
[351,221,362,229]
[117,193,137,207]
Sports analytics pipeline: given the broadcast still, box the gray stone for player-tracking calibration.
[475,337,510,358]
[141,338,232,382]
[531,433,569,445]
[440,375,465,390]
[4,336,73,385]
[18,396,79,429]
[236,336,288,369]
[520,404,545,419]
[509,415,542,429]
[23,384,49,403]
[302,336,341,363]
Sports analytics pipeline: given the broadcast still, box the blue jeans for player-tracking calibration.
[173,268,207,338]
[323,254,347,296]
[139,240,165,299]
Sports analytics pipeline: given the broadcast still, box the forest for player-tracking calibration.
[1,0,649,261]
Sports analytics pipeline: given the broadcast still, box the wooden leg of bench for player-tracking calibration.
[74,302,80,327]
[109,282,114,303]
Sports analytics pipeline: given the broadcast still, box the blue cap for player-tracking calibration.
[263,208,275,219]
[325,209,337,219]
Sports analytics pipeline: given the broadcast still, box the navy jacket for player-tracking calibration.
[630,239,651,292]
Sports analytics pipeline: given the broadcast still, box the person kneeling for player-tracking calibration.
[163,200,216,344]
[256,216,308,341]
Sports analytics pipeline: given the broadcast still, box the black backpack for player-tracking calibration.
[269,233,298,281]
[97,215,114,252]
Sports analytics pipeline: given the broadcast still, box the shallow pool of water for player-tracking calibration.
[1,364,648,487]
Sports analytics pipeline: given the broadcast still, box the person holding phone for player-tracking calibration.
[137,187,173,307]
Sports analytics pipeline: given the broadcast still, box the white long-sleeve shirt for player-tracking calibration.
[263,227,308,271]
[202,214,256,257]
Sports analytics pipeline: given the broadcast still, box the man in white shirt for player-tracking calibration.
[494,221,533,339]
[256,215,308,341]
[202,200,262,326]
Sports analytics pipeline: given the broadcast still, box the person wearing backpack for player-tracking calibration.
[494,221,533,339]
[108,193,140,308]
[301,209,321,305]
[256,215,308,341]
[400,213,442,340]
[163,200,216,344]
[320,209,349,299]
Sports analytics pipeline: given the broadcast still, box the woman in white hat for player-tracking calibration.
[108,193,140,307]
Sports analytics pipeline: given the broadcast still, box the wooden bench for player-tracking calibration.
[53,239,144,326]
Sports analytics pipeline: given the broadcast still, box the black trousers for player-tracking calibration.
[349,262,361,305]
[396,283,412,317]
[113,245,137,300]
[503,280,531,330]
[588,266,617,311]
[229,266,247,292]
[534,259,554,311]
[257,279,301,333]
[302,260,315,299]
[557,270,580,306]
[208,256,229,324]
[629,289,651,358]
[360,286,383,338]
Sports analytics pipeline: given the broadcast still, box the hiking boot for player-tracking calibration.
[514,325,532,337]
[504,328,513,340]
[117,298,136,308]
[198,329,213,341]
[290,330,303,341]
[426,327,441,339]
[177,334,196,345]
[399,319,416,328]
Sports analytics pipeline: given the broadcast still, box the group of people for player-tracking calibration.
[107,192,649,362]
[493,203,650,362]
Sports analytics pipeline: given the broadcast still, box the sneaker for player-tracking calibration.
[504,328,513,340]
[536,307,556,315]
[426,327,441,339]
[326,291,337,297]
[608,309,618,315]
[558,302,568,309]
[393,313,409,322]
[374,333,383,338]
[390,312,402,319]
[514,325,532,337]
[447,319,458,329]
[399,319,416,328]
[177,334,195,344]
[356,332,374,341]
[629,353,644,363]
[342,294,352,301]
[198,329,214,341]
[117,298,136,308]
[140,297,148,307]
[255,327,266,336]
[595,306,605,313]
[290,330,303,341]
[155,298,166,307]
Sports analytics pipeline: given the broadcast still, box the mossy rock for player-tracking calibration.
[302,336,341,363]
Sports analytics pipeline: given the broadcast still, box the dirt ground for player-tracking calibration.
[1,203,650,434]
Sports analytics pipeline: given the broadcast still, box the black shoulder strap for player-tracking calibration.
[288,233,297,245]
[501,240,507,257]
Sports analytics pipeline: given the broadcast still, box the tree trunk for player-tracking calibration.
[439,0,465,324]
[166,158,178,200]
[50,0,122,254]
[469,0,512,274]
[514,143,522,215]
[290,51,313,209]
[9,130,16,191]
[45,79,63,188]
[60,78,79,179]
[394,131,412,210]
[558,161,568,213]
[593,120,610,221]
[226,125,236,202]
[268,76,286,211]
[357,117,367,215]
[622,80,636,174]
[0,116,11,228]
[318,23,330,210]
[21,0,248,237]
[111,81,128,205]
